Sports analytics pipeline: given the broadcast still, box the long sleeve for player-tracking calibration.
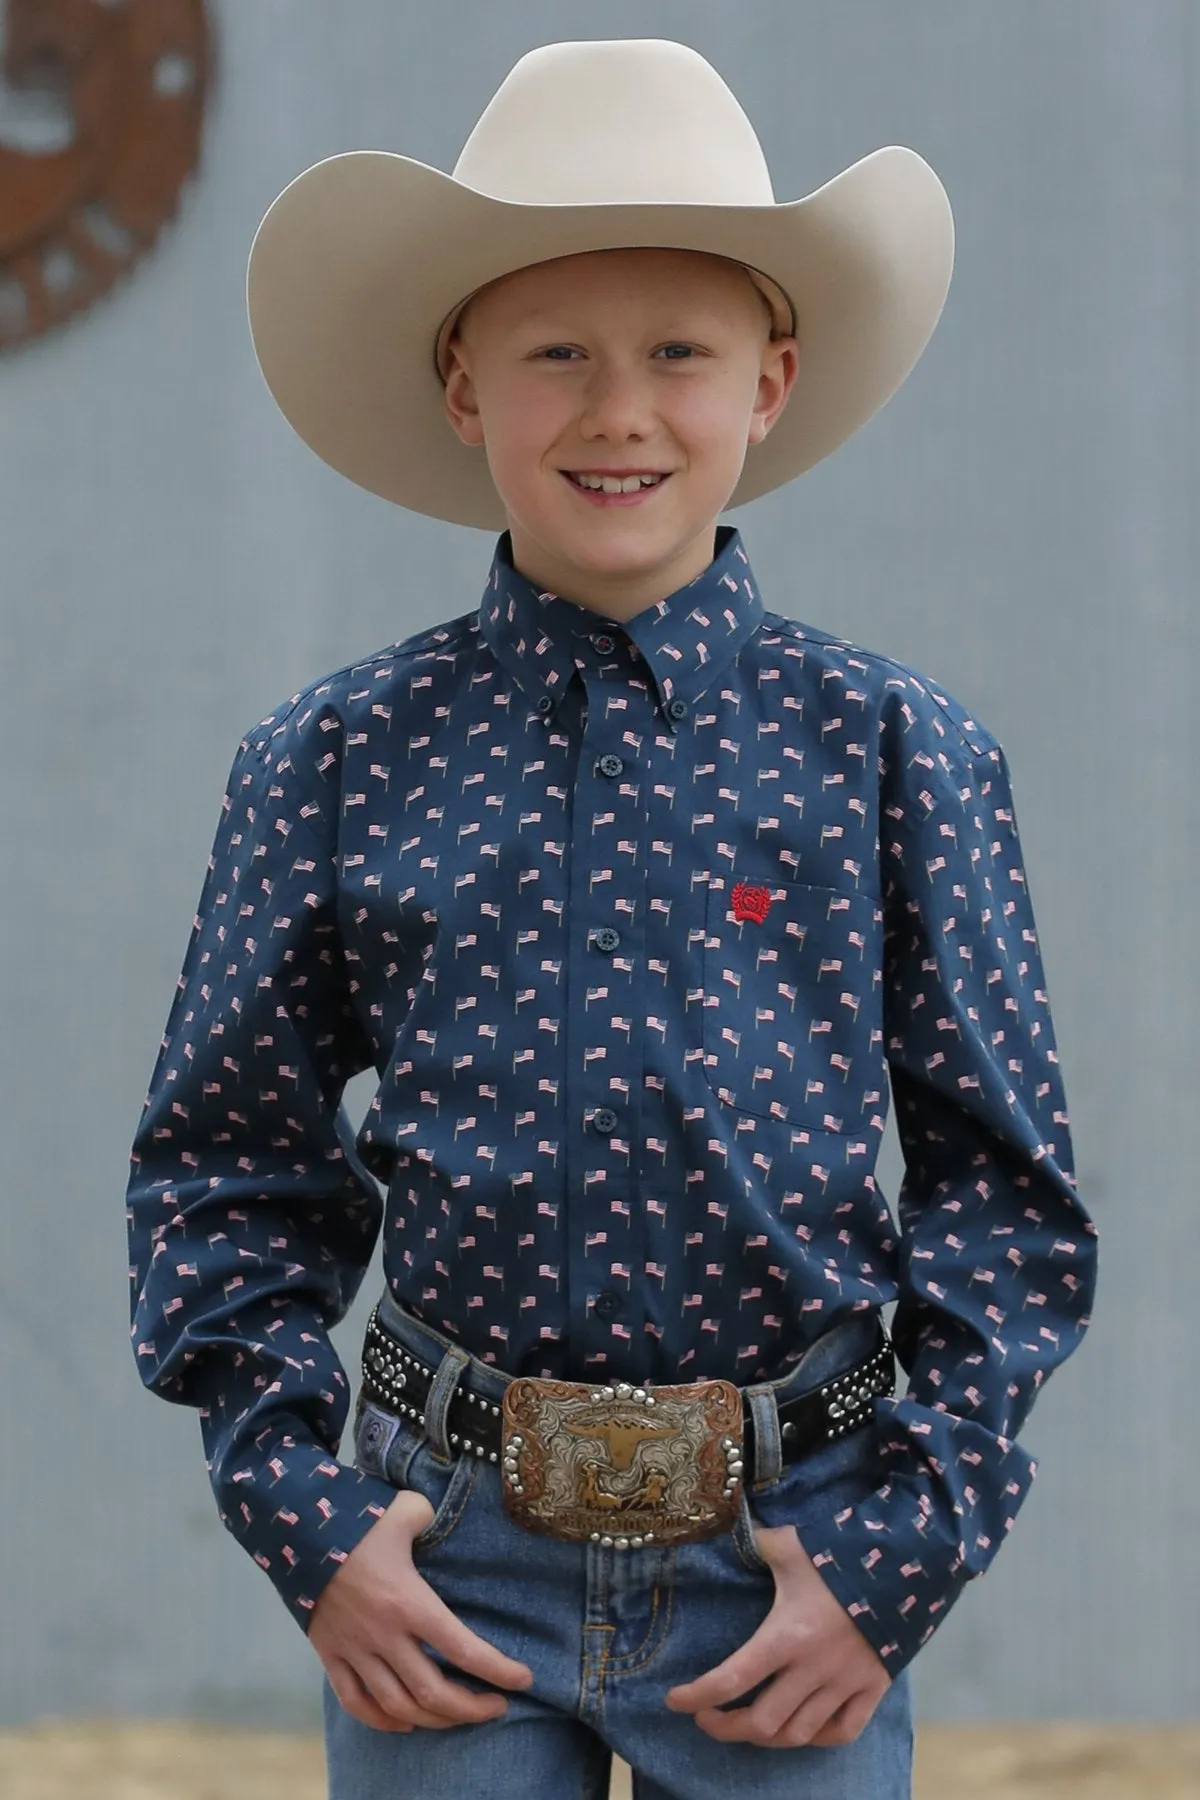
[790,708,1098,1675]
[126,709,398,1631]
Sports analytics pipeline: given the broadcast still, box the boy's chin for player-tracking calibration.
[533,515,704,576]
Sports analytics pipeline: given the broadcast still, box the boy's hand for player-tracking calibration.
[309,1489,534,1732]
[665,1522,889,1749]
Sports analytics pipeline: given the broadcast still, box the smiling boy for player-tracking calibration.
[126,39,1096,1800]
[442,248,792,617]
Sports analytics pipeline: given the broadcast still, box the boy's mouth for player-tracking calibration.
[562,471,671,505]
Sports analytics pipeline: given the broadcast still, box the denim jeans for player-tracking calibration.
[323,1290,913,1799]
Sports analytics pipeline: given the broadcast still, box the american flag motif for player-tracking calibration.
[126,525,1096,1674]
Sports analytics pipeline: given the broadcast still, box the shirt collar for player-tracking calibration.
[477,524,764,729]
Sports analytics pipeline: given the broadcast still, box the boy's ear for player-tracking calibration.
[748,335,800,447]
[442,344,485,447]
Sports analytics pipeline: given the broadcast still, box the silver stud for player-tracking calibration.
[602,1388,615,1400]
[728,1460,743,1476]
[614,1537,629,1550]
[488,1451,497,1464]
[462,1439,473,1453]
[491,1404,501,1418]
[633,1389,647,1402]
[450,1433,459,1445]
[591,1532,602,1542]
[616,1384,632,1398]
[630,1536,643,1547]
[780,1421,796,1440]
[643,1532,654,1542]
[475,1445,486,1458]
[644,1395,656,1406]
[601,1535,613,1547]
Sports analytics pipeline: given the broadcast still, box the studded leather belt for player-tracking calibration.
[360,1304,896,1549]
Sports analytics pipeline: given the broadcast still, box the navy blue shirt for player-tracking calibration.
[126,524,1096,1675]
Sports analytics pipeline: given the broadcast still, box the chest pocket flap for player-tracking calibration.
[702,876,885,1134]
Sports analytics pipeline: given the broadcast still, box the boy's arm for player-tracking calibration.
[126,716,397,1632]
[790,689,1098,1678]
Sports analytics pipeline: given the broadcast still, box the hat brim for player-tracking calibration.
[246,145,954,528]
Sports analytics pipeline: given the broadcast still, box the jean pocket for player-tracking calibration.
[701,875,885,1135]
[735,1423,884,1574]
[352,1398,479,1553]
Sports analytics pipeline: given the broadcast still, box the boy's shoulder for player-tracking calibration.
[232,594,1001,772]
[760,605,1001,762]
[240,605,482,759]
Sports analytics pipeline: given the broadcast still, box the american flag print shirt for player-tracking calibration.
[127,524,1097,1675]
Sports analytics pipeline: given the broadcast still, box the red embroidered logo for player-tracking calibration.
[731,879,773,924]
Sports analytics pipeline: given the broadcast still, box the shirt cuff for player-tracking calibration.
[202,1409,400,1632]
[776,1419,1039,1676]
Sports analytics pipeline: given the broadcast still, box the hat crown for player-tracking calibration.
[452,39,777,209]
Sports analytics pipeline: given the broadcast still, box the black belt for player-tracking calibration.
[359,1304,896,1480]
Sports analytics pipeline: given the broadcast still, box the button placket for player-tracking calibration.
[565,665,652,1372]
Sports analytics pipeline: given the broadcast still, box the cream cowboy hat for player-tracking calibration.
[246,38,954,529]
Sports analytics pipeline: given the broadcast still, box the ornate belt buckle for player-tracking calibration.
[500,1374,744,1547]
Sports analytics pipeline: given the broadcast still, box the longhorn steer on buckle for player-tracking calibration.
[500,1374,744,1548]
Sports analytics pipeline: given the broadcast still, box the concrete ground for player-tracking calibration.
[1,1722,1198,1798]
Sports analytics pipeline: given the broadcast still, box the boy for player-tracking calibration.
[126,38,1097,1800]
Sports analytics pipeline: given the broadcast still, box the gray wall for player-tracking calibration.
[1,0,1195,1728]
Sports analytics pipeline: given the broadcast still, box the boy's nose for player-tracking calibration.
[577,367,658,439]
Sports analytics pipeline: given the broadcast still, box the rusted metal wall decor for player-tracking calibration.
[0,0,211,350]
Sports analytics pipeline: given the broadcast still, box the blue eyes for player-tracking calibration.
[538,344,696,361]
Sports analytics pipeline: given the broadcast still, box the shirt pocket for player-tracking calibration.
[701,875,884,1134]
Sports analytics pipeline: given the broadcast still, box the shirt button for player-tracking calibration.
[593,1290,621,1319]
[667,697,689,721]
[597,753,623,778]
[592,1107,618,1135]
[536,694,554,715]
[592,632,616,655]
[593,927,620,953]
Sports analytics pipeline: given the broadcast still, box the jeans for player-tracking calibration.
[323,1289,913,1799]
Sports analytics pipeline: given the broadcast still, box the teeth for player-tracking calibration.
[572,473,663,494]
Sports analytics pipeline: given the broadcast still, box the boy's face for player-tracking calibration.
[442,247,798,619]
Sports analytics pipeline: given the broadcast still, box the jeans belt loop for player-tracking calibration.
[422,1343,473,1462]
[743,1384,782,1487]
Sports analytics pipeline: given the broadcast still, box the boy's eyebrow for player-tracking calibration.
[505,304,736,331]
